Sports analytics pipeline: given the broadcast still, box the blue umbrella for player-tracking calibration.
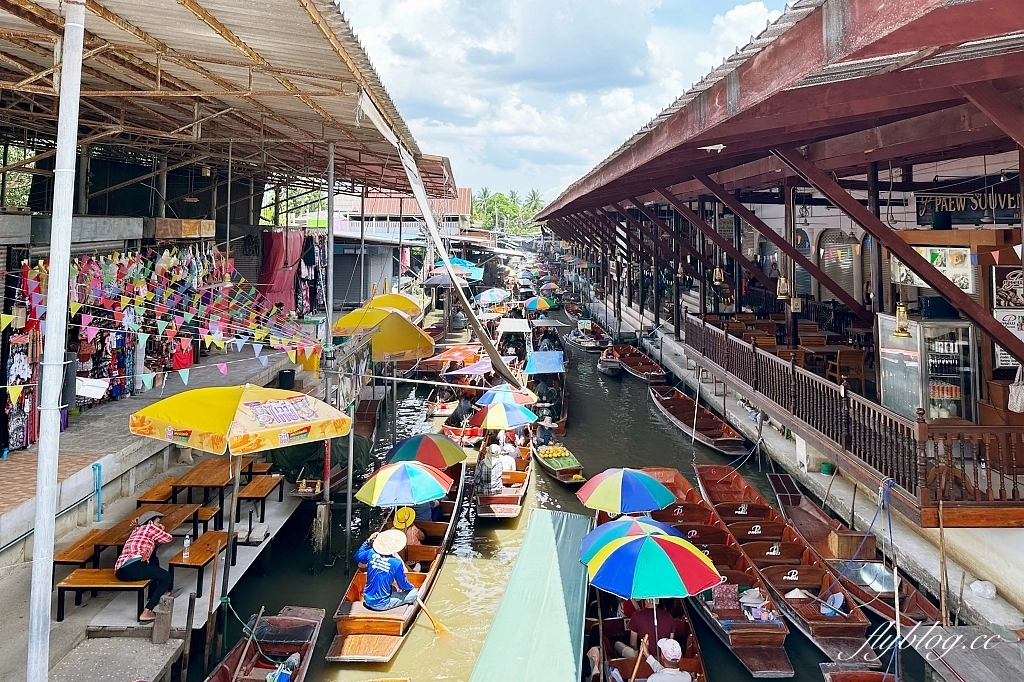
[579,516,684,564]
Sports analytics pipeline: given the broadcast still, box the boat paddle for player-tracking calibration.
[416,596,451,635]
[628,635,649,682]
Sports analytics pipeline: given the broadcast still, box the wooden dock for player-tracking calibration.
[906,625,1024,682]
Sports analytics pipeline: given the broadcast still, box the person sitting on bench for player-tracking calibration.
[114,510,175,623]
[355,529,418,611]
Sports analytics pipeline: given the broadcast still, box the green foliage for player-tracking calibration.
[472,186,545,234]
[3,146,33,207]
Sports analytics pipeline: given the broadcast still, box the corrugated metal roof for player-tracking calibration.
[0,0,456,197]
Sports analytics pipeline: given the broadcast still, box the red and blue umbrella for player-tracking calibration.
[585,533,722,600]
[579,516,683,564]
[355,461,453,507]
[576,468,676,514]
[385,434,467,469]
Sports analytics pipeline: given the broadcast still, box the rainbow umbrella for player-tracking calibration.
[474,288,511,304]
[586,533,722,600]
[476,384,539,406]
[576,468,676,514]
[540,282,559,293]
[579,516,683,564]
[355,461,454,507]
[386,434,467,469]
[468,402,538,430]
[523,296,551,311]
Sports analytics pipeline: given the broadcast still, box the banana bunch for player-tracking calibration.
[538,445,570,459]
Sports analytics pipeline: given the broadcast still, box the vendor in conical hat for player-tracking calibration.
[474,443,504,496]
[534,415,555,446]
[355,528,418,611]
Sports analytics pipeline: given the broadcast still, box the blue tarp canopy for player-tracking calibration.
[469,510,592,682]
[524,351,564,375]
[436,258,476,268]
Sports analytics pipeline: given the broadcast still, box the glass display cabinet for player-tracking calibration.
[877,313,978,423]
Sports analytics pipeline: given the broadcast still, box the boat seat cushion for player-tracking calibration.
[336,599,413,620]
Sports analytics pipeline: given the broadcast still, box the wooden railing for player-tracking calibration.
[682,312,1024,524]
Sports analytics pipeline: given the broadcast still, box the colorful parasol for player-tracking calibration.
[431,344,481,363]
[523,296,552,311]
[468,402,538,430]
[332,307,434,362]
[363,292,423,317]
[575,468,676,514]
[540,282,560,292]
[579,516,683,564]
[474,288,511,304]
[355,461,454,507]
[585,533,722,600]
[129,385,352,456]
[476,384,539,406]
[386,433,467,468]
[423,274,468,288]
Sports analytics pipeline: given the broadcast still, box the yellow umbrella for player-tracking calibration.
[128,384,352,455]
[332,306,434,362]
[363,292,423,317]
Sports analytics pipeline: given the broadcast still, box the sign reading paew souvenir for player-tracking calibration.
[916,191,1022,226]
[890,246,973,294]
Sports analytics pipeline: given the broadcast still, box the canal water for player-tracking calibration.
[200,334,930,682]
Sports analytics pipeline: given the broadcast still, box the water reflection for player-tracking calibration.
[212,347,924,682]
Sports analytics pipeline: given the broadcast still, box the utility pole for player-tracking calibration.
[27,2,86,679]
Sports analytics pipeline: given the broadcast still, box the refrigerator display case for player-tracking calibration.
[877,313,979,423]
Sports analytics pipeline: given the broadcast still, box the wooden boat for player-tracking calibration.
[640,467,794,679]
[820,663,896,681]
[564,320,610,354]
[650,385,747,457]
[533,443,585,486]
[694,465,880,667]
[206,606,323,682]
[425,385,458,418]
[441,412,484,445]
[603,601,707,682]
[769,472,940,627]
[564,302,582,322]
[596,352,622,376]
[327,462,468,662]
[611,344,666,383]
[476,449,532,519]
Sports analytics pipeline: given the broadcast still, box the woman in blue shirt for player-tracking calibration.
[355,529,418,611]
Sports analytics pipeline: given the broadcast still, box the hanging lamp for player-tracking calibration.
[776,274,791,300]
[980,155,995,224]
[893,300,912,338]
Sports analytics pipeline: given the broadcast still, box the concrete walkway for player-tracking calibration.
[590,297,1024,634]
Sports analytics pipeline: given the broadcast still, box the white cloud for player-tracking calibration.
[341,0,785,201]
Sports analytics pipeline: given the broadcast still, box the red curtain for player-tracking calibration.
[258,230,302,312]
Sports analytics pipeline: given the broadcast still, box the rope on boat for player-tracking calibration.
[223,596,291,667]
[821,479,894,598]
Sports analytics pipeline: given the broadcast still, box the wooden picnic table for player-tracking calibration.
[92,503,202,565]
[171,457,255,524]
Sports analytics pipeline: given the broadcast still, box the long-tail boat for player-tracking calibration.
[650,385,747,457]
[820,663,896,681]
[611,344,666,384]
[533,443,585,486]
[641,467,794,679]
[206,606,324,682]
[769,472,940,627]
[326,462,468,663]
[694,465,880,667]
[476,448,532,519]
[603,600,707,682]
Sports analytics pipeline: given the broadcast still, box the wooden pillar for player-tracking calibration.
[733,191,743,311]
[698,198,707,316]
[784,181,797,345]
[867,161,883,312]
[673,209,682,340]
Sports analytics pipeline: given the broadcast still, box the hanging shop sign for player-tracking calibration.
[916,191,1021,226]
[991,267,1024,367]
[992,308,1024,368]
[890,246,974,294]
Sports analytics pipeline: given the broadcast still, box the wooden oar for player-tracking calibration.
[230,605,264,682]
[628,635,649,682]
[416,596,450,635]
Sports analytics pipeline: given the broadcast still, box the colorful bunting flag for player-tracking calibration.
[140,373,155,389]
[177,368,190,385]
[217,363,228,375]
[69,301,82,315]
[253,343,263,358]
[8,385,24,402]
[257,355,268,367]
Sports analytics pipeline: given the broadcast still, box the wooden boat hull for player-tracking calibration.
[650,385,747,457]
[327,463,468,663]
[603,605,708,682]
[695,465,879,667]
[639,467,795,679]
[768,472,940,628]
[596,357,622,376]
[563,332,605,353]
[534,445,585,486]
[611,345,666,384]
[820,663,895,682]
[476,456,532,519]
[206,606,324,682]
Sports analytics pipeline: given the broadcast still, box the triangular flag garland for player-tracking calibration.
[258,355,269,366]
[7,384,23,402]
[253,343,263,358]
[217,363,228,375]
[140,373,155,389]
[177,368,190,385]
[287,350,296,363]
[0,314,12,331]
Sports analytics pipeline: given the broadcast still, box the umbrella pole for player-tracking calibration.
[219,455,241,655]
[345,398,356,574]
[392,361,398,445]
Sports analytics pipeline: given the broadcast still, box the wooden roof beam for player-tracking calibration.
[624,197,721,285]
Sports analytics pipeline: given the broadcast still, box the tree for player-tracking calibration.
[525,189,544,216]
[470,187,544,234]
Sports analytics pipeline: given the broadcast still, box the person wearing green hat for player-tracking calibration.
[114,510,175,622]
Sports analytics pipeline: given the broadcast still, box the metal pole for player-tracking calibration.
[345,391,356,573]
[218,454,241,649]
[225,140,232,262]
[391,362,398,445]
[360,185,366,301]
[1,142,8,207]
[326,142,335,331]
[27,2,85,677]
[157,155,167,218]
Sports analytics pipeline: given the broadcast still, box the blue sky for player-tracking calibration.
[343,1,787,201]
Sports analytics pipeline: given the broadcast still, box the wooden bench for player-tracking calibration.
[196,506,220,532]
[52,528,106,579]
[56,568,148,621]
[168,530,236,594]
[234,474,284,523]
[244,461,274,483]
[136,477,180,507]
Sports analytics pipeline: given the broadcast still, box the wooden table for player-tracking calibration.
[798,344,852,357]
[172,457,254,524]
[234,473,285,523]
[92,503,202,565]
